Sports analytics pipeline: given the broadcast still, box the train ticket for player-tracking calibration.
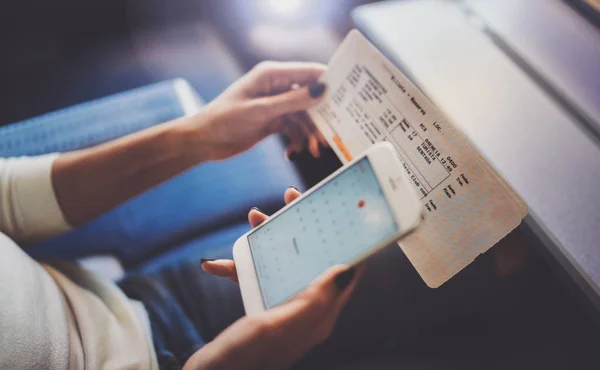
[308,30,528,287]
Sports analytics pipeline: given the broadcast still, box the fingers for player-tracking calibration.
[201,259,239,283]
[248,207,269,228]
[255,82,326,122]
[297,111,329,148]
[248,187,301,228]
[284,187,302,204]
[282,116,307,158]
[303,264,362,319]
[283,112,329,158]
[293,113,320,158]
[253,61,326,91]
[291,265,354,313]
[309,265,354,299]
[276,265,348,321]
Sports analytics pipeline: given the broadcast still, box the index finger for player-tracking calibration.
[283,265,354,320]
[261,62,326,91]
[284,187,302,204]
[248,208,269,228]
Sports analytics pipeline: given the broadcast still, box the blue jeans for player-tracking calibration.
[118,260,244,369]
[117,232,531,370]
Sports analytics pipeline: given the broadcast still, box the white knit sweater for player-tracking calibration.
[0,155,157,370]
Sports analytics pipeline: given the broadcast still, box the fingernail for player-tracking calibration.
[308,82,326,98]
[200,258,215,264]
[334,268,356,293]
[251,207,263,213]
[288,185,299,191]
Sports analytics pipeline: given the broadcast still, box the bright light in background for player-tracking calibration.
[247,0,342,61]
[256,0,313,22]
[249,24,339,62]
[266,0,305,16]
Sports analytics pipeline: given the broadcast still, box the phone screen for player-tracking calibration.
[248,157,399,308]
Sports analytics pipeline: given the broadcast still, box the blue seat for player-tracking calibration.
[30,135,304,265]
[137,222,251,273]
[0,79,304,266]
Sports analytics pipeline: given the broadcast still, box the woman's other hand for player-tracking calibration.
[188,187,363,370]
[201,187,307,283]
[190,61,329,161]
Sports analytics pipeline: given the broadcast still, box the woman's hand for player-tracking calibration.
[184,265,359,370]
[199,187,317,283]
[190,61,328,161]
[50,62,327,227]
[184,187,363,370]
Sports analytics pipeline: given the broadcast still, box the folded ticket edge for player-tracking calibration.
[421,116,528,288]
[310,30,528,288]
[350,29,529,286]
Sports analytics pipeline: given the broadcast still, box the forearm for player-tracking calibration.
[52,114,212,226]
[183,315,308,370]
[183,325,269,370]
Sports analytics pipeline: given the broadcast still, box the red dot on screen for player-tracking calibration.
[358,200,366,208]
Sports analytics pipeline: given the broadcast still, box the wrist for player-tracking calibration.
[182,315,293,370]
[172,112,218,163]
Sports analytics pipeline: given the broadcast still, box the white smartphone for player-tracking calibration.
[233,142,423,313]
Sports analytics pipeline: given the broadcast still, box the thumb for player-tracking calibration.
[276,265,356,327]
[258,82,326,120]
[290,265,352,314]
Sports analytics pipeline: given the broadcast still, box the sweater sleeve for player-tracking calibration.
[0,154,72,243]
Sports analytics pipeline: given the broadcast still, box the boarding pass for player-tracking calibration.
[308,30,528,287]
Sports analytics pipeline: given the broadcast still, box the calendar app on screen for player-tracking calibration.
[248,157,398,308]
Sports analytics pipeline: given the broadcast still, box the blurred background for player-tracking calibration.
[0,0,368,120]
[0,0,379,183]
[1,0,599,184]
[2,0,600,368]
